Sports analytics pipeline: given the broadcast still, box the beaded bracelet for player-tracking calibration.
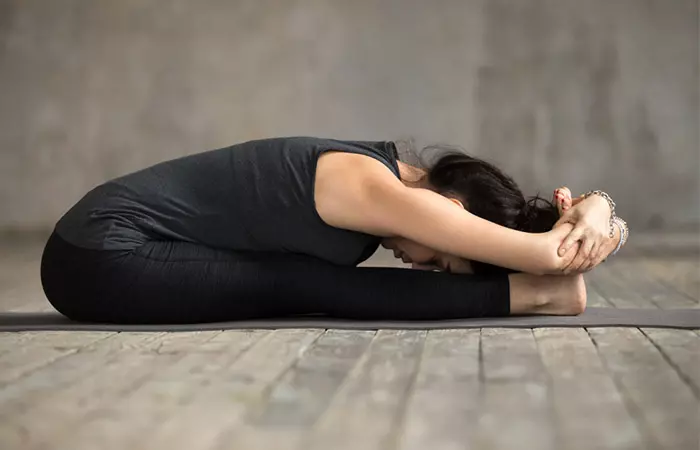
[613,216,629,247]
[583,190,616,238]
[610,219,626,257]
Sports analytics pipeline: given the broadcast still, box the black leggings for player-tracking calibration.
[40,232,510,324]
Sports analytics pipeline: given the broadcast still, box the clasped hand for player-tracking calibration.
[552,187,614,274]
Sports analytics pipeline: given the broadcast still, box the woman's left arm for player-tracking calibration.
[315,152,582,275]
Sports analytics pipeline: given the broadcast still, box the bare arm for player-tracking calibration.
[315,152,578,275]
[375,185,581,274]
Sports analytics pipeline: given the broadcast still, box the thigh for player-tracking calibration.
[47,237,511,324]
[123,241,511,322]
[109,241,297,324]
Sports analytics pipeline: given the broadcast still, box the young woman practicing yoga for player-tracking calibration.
[40,137,628,324]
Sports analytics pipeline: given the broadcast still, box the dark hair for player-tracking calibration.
[425,150,559,275]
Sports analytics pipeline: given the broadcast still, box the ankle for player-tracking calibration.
[508,274,549,314]
[508,274,586,316]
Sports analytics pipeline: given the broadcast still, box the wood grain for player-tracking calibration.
[398,329,481,450]
[641,328,700,397]
[588,327,699,450]
[304,330,426,450]
[475,328,555,450]
[535,328,644,450]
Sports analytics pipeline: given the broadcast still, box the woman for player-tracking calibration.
[40,137,628,324]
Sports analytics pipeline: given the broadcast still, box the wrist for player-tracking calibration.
[584,190,616,215]
[610,222,622,250]
[604,218,626,259]
[583,190,616,237]
[610,216,628,255]
[592,194,613,215]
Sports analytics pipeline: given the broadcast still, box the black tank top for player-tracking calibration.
[55,137,401,266]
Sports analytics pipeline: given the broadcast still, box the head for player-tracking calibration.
[383,147,559,275]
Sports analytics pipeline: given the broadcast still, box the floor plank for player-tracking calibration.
[588,327,699,450]
[0,332,166,447]
[639,258,699,302]
[640,328,700,398]
[254,330,375,427]
[605,261,697,309]
[118,329,321,450]
[584,282,615,308]
[0,331,115,385]
[0,331,54,356]
[475,329,555,450]
[534,328,645,450]
[0,332,165,411]
[587,268,659,309]
[191,329,378,450]
[0,331,222,449]
[398,329,481,450]
[304,330,426,450]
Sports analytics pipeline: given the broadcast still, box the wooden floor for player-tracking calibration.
[0,234,698,450]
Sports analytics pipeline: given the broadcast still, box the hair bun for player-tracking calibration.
[516,194,557,232]
[516,199,538,229]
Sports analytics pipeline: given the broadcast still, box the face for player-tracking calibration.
[380,194,474,274]
[381,237,474,274]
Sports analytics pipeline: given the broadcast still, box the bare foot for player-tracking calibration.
[509,273,587,315]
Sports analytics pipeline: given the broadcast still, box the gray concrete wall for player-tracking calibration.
[0,0,698,230]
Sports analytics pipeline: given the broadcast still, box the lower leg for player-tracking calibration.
[508,273,587,315]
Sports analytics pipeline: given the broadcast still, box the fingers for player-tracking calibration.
[564,238,595,274]
[582,242,600,272]
[558,225,585,257]
[594,243,608,264]
[560,240,581,268]
[586,236,613,271]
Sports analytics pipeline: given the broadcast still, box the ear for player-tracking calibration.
[447,197,464,209]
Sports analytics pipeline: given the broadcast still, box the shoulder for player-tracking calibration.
[314,151,405,235]
[317,150,398,182]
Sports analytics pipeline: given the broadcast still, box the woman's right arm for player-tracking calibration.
[315,152,580,275]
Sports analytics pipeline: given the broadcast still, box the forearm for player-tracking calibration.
[331,172,572,275]
[375,186,559,275]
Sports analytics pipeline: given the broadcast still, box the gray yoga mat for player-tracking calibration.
[0,307,698,332]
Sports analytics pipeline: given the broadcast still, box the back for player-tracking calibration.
[55,137,401,265]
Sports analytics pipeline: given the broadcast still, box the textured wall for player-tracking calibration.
[0,0,698,230]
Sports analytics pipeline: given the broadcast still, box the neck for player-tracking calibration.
[398,161,429,188]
